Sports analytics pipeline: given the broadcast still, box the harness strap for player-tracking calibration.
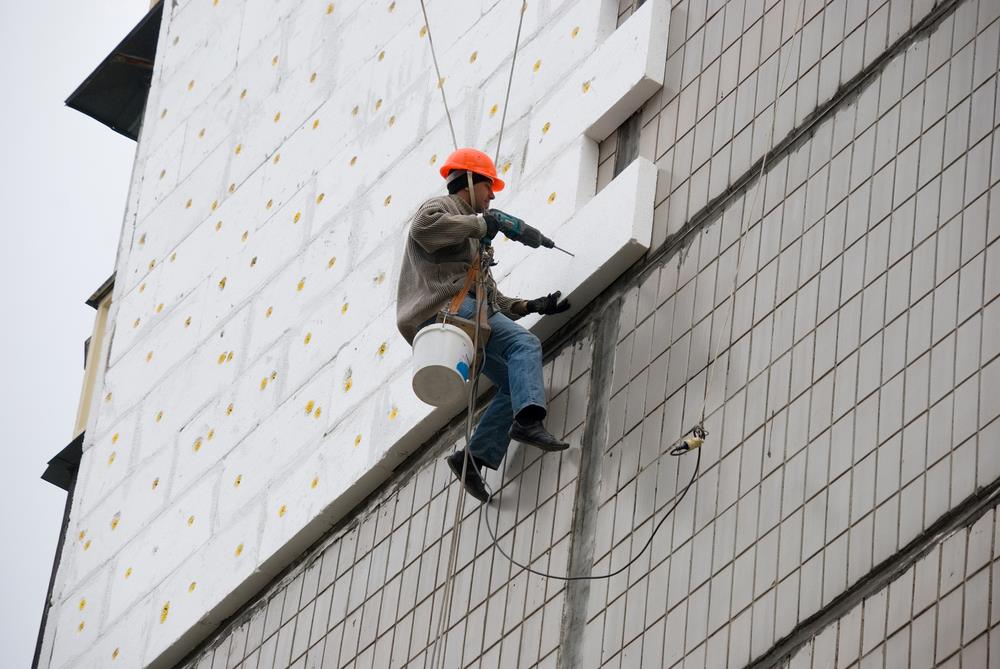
[447,253,479,314]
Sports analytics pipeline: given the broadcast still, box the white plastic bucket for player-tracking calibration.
[412,323,475,407]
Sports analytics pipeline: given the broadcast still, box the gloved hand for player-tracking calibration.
[522,291,571,316]
[483,209,525,240]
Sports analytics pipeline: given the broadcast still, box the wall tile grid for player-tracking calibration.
[587,0,1000,666]
[179,332,594,669]
[784,506,999,669]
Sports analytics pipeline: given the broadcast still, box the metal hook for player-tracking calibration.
[669,424,709,456]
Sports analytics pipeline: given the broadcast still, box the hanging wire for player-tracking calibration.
[494,1,527,164]
[417,0,459,151]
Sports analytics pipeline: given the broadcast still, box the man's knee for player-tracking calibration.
[516,329,542,355]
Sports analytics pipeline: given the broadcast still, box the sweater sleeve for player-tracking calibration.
[410,202,487,254]
[493,282,526,321]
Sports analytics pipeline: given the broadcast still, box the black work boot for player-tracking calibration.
[508,419,570,452]
[446,451,491,503]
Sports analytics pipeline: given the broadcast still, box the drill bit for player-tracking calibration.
[553,245,575,257]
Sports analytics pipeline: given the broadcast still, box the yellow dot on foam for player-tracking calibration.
[110,515,120,530]
[185,198,193,209]
[313,119,320,130]
[469,51,478,63]
[270,371,277,381]
[437,77,445,88]
[160,109,167,119]
[79,598,86,611]
[159,169,166,179]
[350,156,357,166]
[327,256,337,268]
[218,276,227,290]
[344,377,352,392]
[78,622,85,632]
[105,392,112,402]
[187,79,195,91]
[187,515,195,526]
[542,121,551,134]
[155,410,164,422]
[226,402,234,415]
[305,400,315,414]
[293,211,301,223]
[384,195,392,207]
[375,98,382,110]
[133,318,140,329]
[271,55,279,66]
[278,504,287,517]
[156,303,164,314]
[170,252,177,262]
[124,567,131,578]
[250,256,258,267]
[78,530,86,541]
[310,72,317,83]
[419,26,427,37]
[139,232,147,245]
[184,316,192,327]
[273,111,281,122]
[235,543,244,557]
[227,351,233,362]
[304,332,312,345]
[188,582,197,593]
[389,406,398,420]
[83,540,92,550]
[160,602,169,624]
[489,104,498,117]
[217,352,227,364]
[208,428,215,440]
[193,437,202,452]
[234,474,242,487]
[311,476,319,489]
[215,220,223,231]
[547,192,557,204]
[112,648,119,660]
[198,128,205,139]
[378,51,385,61]
[533,59,541,72]
[108,451,116,465]
[326,3,334,14]
[388,115,395,127]
[582,81,591,93]
[388,1,395,10]
[146,351,154,362]
[377,342,387,357]
[240,88,247,100]
[341,302,349,314]
[148,259,156,271]
[429,154,437,165]
[266,198,273,209]
[297,278,306,292]
[172,36,179,45]
[314,406,322,418]
[316,193,325,204]
[571,26,580,38]
[354,434,362,447]
[273,154,281,164]
[265,306,273,318]
[351,105,359,116]
[242,230,249,242]
[152,477,159,490]
[112,432,119,444]
[260,377,268,390]
[234,144,242,155]
[502,162,511,174]
[139,283,146,293]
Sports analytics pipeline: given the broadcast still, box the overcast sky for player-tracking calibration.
[0,2,150,665]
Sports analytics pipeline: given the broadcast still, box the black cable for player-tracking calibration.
[480,448,701,581]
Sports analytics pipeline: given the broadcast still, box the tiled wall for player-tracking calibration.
[179,0,999,667]
[784,507,998,668]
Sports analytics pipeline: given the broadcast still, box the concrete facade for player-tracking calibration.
[39,0,1000,667]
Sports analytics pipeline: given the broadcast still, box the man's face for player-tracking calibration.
[472,180,495,212]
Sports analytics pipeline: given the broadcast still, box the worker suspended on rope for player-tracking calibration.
[396,147,571,502]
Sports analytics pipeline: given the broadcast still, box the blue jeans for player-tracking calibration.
[422,296,547,469]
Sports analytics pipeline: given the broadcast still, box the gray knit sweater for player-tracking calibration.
[396,194,523,345]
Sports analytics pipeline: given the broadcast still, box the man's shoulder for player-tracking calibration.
[417,194,462,214]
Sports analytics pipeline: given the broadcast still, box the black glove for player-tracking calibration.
[523,291,571,316]
[483,209,525,240]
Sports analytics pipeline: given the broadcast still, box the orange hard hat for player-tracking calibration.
[438,147,505,192]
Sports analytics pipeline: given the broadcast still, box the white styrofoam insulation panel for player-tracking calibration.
[42,1,669,667]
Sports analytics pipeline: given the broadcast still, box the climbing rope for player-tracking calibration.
[417,0,459,150]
